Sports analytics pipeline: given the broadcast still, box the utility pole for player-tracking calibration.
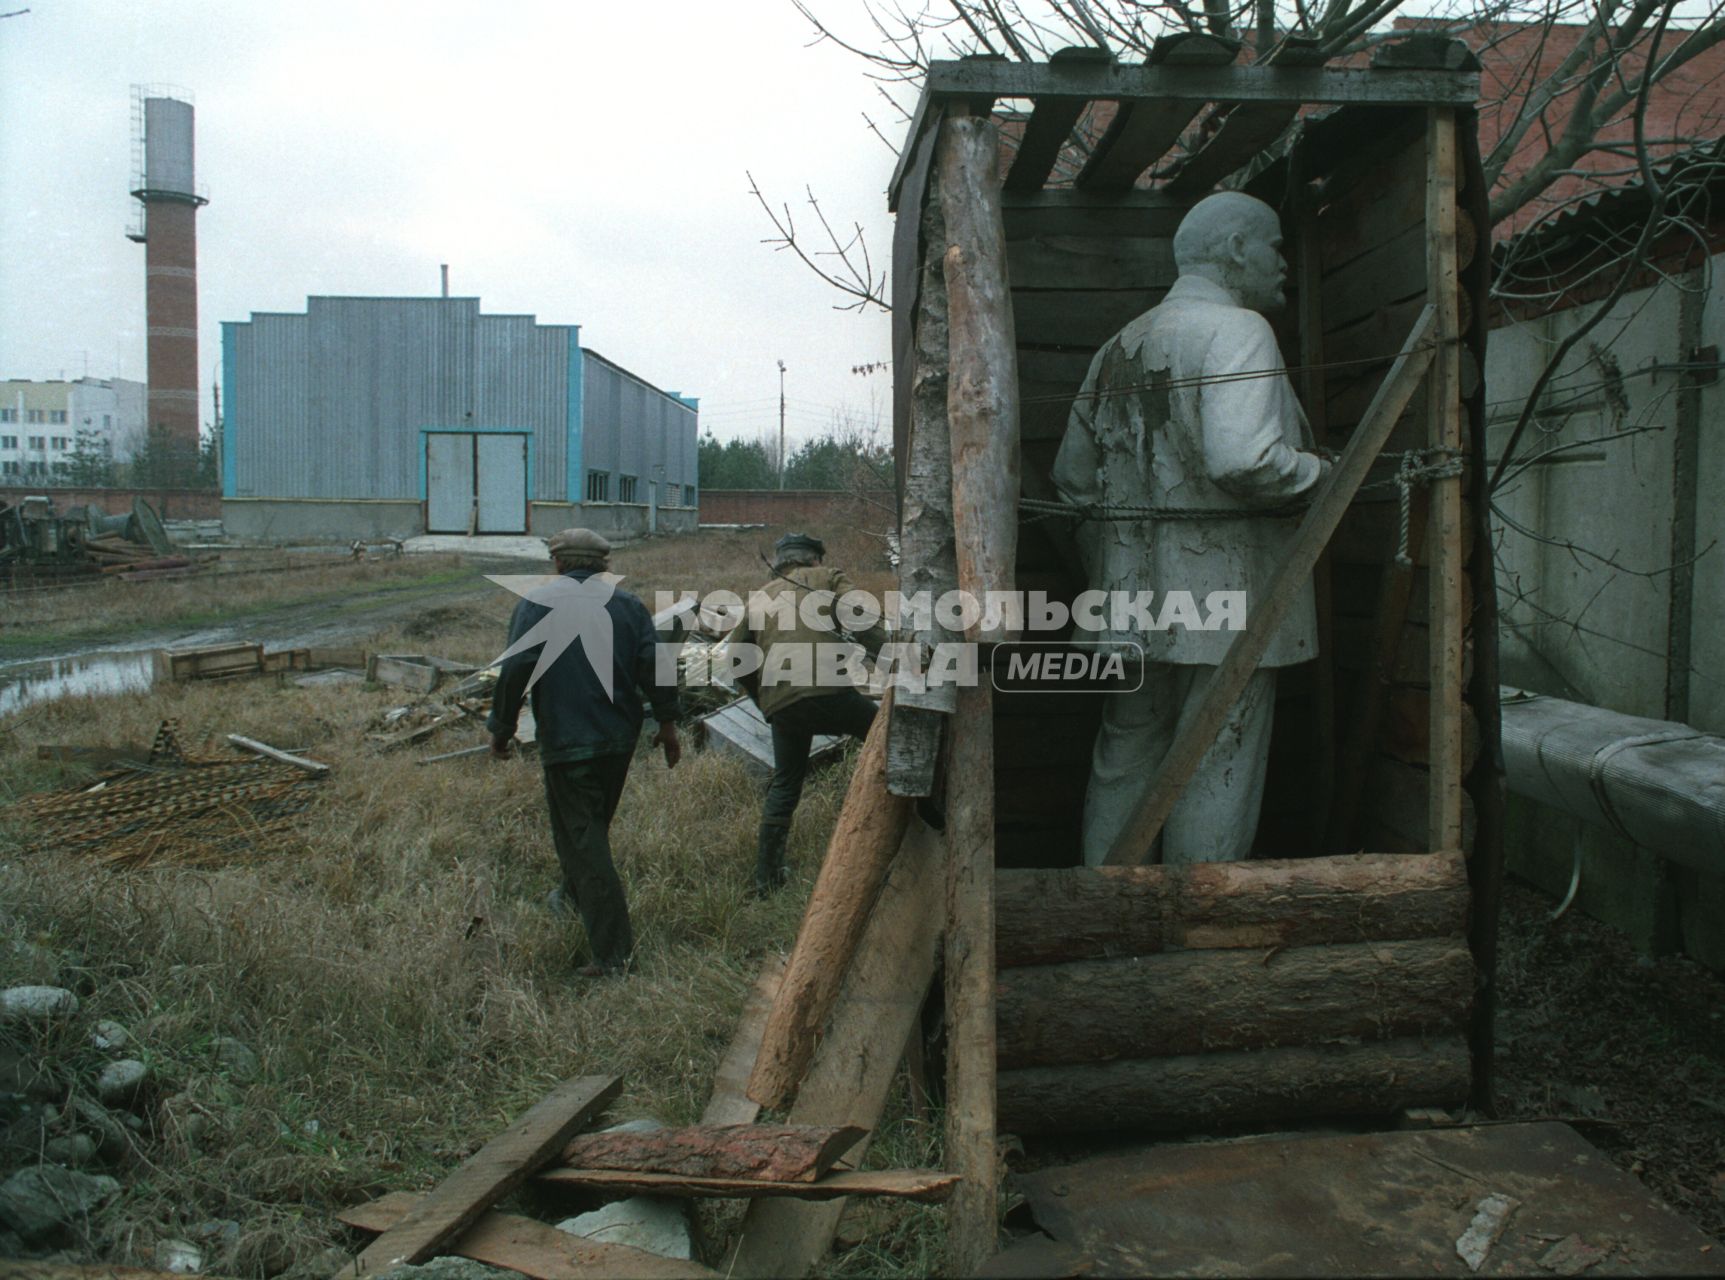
[777,359,787,490]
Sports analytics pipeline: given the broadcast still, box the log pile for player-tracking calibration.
[994,851,1474,1136]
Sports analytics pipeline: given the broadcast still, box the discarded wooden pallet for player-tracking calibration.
[154,643,371,683]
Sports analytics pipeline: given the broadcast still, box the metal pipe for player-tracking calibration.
[440,264,449,297]
[1500,687,1725,877]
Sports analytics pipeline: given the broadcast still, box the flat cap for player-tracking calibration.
[774,531,826,558]
[548,527,612,558]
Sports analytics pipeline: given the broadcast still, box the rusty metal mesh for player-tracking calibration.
[12,720,326,868]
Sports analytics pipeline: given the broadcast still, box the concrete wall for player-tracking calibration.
[698,488,894,526]
[529,501,698,540]
[1487,253,1725,970]
[222,498,422,542]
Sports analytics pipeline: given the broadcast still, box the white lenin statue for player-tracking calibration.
[1052,191,1330,867]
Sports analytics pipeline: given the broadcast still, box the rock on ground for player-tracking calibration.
[43,1134,97,1166]
[557,1197,695,1260]
[374,1260,521,1280]
[211,1037,260,1082]
[154,1237,204,1273]
[0,986,79,1025]
[0,1165,121,1241]
[95,1059,149,1107]
[90,1020,130,1051]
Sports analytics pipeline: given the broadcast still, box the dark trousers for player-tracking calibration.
[542,754,634,971]
[762,690,878,830]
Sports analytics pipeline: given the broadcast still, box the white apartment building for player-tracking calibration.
[0,377,147,481]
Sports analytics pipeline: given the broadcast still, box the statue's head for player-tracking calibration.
[1172,192,1286,312]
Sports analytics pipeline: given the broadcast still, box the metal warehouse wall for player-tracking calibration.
[226,297,573,502]
[580,352,698,499]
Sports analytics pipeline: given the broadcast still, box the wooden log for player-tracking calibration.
[1103,306,1438,865]
[226,734,330,775]
[997,1037,1472,1136]
[337,1191,714,1279]
[702,954,785,1127]
[994,850,1469,968]
[335,1074,620,1279]
[729,821,945,1279]
[539,1167,958,1203]
[559,1124,865,1185]
[940,116,1020,644]
[893,157,958,781]
[997,937,1472,1069]
[944,681,998,1274]
[1425,106,1466,855]
[746,702,913,1111]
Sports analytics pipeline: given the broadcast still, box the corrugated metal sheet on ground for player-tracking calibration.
[696,697,847,774]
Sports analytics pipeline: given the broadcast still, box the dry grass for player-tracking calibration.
[0,527,936,1276]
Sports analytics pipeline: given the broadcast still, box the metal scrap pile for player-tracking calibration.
[14,720,327,868]
[1,495,213,585]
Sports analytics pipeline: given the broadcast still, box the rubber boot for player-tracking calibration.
[752,823,791,898]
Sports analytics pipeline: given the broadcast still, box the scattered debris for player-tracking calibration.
[226,734,330,775]
[1539,1233,1606,1275]
[156,642,369,683]
[1456,1192,1521,1272]
[368,652,477,693]
[2,495,204,587]
[13,719,329,868]
[351,537,404,560]
[693,697,847,775]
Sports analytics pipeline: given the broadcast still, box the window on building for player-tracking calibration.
[0,409,15,423]
[28,436,45,450]
[25,461,45,476]
[49,410,67,424]
[1,461,18,476]
[585,471,609,502]
[619,474,638,503]
[26,410,44,424]
[0,436,15,450]
[664,483,679,507]
[103,414,112,428]
[50,436,69,451]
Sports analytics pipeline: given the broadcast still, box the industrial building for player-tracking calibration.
[0,377,147,478]
[221,294,699,541]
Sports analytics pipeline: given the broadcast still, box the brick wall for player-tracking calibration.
[0,487,222,520]
[698,489,894,527]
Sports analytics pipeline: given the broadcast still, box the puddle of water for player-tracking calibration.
[0,652,156,718]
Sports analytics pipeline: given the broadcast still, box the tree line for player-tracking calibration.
[698,421,892,492]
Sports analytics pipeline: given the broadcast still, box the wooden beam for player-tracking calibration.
[747,699,913,1110]
[226,735,330,775]
[1298,197,1336,851]
[539,1167,958,1203]
[559,1124,864,1185]
[1003,46,1113,192]
[941,117,1021,644]
[336,1074,620,1278]
[1102,306,1437,865]
[943,681,998,1275]
[995,850,1469,968]
[1162,40,1329,198]
[923,60,1479,107]
[1425,107,1465,854]
[729,821,946,1278]
[337,1192,713,1280]
[701,954,785,1127]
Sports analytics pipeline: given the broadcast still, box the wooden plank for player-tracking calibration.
[997,1036,1472,1136]
[702,954,785,1127]
[1319,222,1428,333]
[1425,107,1465,855]
[747,699,913,1111]
[941,117,1021,644]
[226,734,330,775]
[336,1074,621,1278]
[1103,306,1437,865]
[1011,288,1164,349]
[306,645,369,670]
[997,938,1472,1068]
[729,821,946,1278]
[1003,194,1186,241]
[994,850,1469,968]
[540,1167,958,1203]
[337,1191,714,1280]
[1005,236,1177,291]
[923,61,1479,107]
[1299,201,1336,852]
[367,654,439,693]
[1074,33,1237,192]
[1163,42,1329,197]
[1316,127,1428,274]
[944,681,998,1274]
[1003,46,1113,192]
[560,1123,864,1184]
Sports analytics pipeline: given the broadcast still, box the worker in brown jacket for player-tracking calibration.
[727,531,887,896]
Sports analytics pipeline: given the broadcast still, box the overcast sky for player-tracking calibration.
[0,1,903,450]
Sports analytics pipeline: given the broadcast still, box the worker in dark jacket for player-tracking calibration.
[726,531,887,897]
[488,527,680,977]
